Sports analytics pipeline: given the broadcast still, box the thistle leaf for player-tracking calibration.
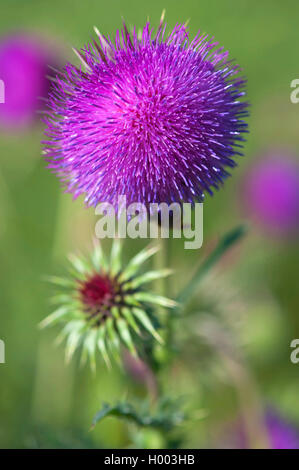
[92,402,144,429]
[92,398,185,432]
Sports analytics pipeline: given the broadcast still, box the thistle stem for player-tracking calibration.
[154,234,169,313]
[153,233,174,368]
[223,355,270,449]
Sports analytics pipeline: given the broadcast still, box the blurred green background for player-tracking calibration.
[0,0,299,448]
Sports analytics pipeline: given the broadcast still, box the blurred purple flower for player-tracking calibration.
[243,151,299,237]
[222,410,299,449]
[265,410,299,449]
[0,33,56,130]
[43,18,248,208]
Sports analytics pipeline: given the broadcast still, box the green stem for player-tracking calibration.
[223,355,270,449]
[153,232,171,314]
[153,234,173,368]
[163,238,173,345]
[176,224,247,307]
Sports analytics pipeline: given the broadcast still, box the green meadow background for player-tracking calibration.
[0,0,299,448]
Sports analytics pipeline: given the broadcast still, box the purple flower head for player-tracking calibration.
[243,150,299,237]
[0,33,56,130]
[43,17,248,208]
[222,409,299,449]
[265,410,299,449]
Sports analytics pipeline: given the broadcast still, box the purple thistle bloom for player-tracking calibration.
[265,411,299,449]
[222,410,299,449]
[0,33,56,130]
[43,17,248,208]
[243,151,299,237]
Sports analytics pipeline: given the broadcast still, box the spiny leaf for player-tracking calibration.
[92,402,143,429]
[92,399,185,432]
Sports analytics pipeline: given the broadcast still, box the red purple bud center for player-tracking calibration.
[79,273,114,309]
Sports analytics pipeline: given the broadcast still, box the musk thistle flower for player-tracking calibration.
[40,240,175,369]
[242,150,299,238]
[43,14,248,209]
[225,410,299,449]
[265,411,299,449]
[0,33,58,130]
